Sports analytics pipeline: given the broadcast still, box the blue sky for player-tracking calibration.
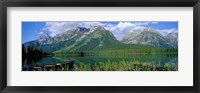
[22,22,178,43]
[22,22,46,43]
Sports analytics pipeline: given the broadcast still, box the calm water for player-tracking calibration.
[22,53,178,71]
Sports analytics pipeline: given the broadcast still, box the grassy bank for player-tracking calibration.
[59,60,177,71]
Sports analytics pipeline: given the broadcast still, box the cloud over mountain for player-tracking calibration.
[157,28,178,36]
[43,22,104,37]
[41,22,177,40]
[104,22,150,40]
[42,22,157,39]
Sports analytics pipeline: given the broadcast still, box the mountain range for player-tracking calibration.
[121,28,178,48]
[23,26,178,53]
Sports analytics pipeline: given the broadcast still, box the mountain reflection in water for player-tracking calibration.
[22,53,178,71]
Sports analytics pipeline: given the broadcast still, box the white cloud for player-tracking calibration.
[157,28,178,36]
[151,22,159,24]
[104,22,148,40]
[41,21,175,40]
[42,22,152,38]
[38,31,44,35]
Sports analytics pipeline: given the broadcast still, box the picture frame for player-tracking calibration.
[0,0,200,93]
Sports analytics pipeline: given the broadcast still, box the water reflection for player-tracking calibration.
[22,53,178,71]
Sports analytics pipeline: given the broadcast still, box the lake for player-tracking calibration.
[22,53,178,71]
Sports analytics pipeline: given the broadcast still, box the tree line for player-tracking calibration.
[22,44,52,64]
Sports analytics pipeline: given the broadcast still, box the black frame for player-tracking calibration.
[0,0,200,93]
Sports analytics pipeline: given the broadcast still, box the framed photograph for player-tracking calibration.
[0,0,199,93]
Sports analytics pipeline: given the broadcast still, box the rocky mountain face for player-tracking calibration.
[121,28,177,48]
[51,26,121,52]
[36,33,51,45]
[165,31,178,48]
[23,26,120,53]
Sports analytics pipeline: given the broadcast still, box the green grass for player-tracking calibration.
[60,60,178,71]
[31,59,177,71]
